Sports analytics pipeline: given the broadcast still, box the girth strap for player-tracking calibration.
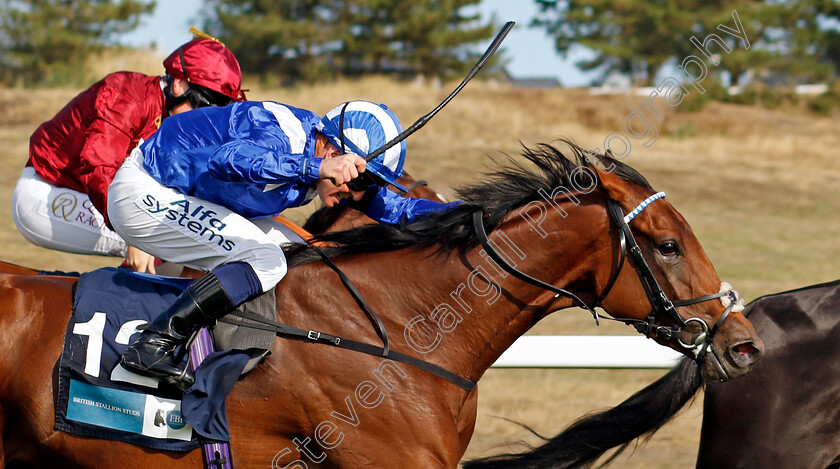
[219,310,477,391]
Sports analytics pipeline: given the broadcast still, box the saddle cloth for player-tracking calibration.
[54,267,275,450]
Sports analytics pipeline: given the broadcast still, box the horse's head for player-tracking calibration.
[592,159,763,381]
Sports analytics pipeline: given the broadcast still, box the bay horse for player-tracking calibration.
[0,261,37,275]
[499,279,840,469]
[0,142,763,468]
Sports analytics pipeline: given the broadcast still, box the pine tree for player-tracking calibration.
[532,0,705,85]
[204,0,495,85]
[0,0,154,86]
[333,0,495,79]
[203,0,337,85]
[532,0,832,87]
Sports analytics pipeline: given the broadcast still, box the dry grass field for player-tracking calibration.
[1,50,838,467]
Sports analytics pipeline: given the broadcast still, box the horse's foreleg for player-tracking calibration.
[456,388,478,457]
[0,408,5,469]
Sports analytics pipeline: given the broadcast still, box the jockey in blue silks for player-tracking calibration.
[108,100,460,388]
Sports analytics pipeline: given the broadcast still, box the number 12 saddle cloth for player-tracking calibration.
[54,267,270,450]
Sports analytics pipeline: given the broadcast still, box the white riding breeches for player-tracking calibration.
[108,149,298,292]
[12,167,128,257]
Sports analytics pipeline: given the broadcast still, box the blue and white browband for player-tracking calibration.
[623,192,666,224]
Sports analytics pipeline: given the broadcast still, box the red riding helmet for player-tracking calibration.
[163,38,246,102]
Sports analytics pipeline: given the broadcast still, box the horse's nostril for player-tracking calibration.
[730,342,763,366]
[733,343,756,356]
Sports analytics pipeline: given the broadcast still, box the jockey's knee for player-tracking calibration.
[239,244,288,293]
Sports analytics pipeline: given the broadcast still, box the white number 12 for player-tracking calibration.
[72,312,145,379]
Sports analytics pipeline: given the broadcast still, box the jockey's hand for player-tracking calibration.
[319,154,366,186]
[125,245,156,274]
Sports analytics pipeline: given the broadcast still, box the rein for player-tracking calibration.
[473,192,740,363]
[402,179,428,193]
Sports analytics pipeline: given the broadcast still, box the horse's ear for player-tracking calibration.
[584,153,628,202]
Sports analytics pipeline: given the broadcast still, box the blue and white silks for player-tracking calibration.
[140,101,457,224]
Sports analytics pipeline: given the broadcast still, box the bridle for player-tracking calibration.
[473,191,741,365]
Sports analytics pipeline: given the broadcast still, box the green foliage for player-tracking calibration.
[533,0,707,84]
[202,0,335,86]
[720,85,798,110]
[806,95,833,116]
[203,0,496,86]
[803,81,840,116]
[0,0,155,87]
[669,122,698,139]
[333,0,495,78]
[532,0,836,87]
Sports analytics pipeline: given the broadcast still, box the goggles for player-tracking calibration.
[186,85,234,108]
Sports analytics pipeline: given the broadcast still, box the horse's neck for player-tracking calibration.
[400,199,606,381]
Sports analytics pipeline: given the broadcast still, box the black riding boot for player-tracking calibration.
[120,273,235,389]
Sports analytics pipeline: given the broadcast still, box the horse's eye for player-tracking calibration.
[659,242,679,256]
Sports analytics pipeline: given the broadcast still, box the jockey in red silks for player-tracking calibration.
[11,30,246,273]
[108,100,460,388]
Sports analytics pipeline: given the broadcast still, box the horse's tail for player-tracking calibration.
[463,357,703,469]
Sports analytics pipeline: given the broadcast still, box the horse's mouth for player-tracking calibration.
[701,339,764,381]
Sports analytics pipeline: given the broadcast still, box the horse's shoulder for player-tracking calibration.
[744,280,840,342]
[750,280,840,312]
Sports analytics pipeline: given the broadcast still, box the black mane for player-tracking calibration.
[301,205,349,234]
[285,139,652,268]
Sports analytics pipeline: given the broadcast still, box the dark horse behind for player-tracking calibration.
[468,279,840,469]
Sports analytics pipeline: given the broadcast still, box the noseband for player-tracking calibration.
[472,192,741,363]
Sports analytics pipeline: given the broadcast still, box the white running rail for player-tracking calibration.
[491,336,683,368]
